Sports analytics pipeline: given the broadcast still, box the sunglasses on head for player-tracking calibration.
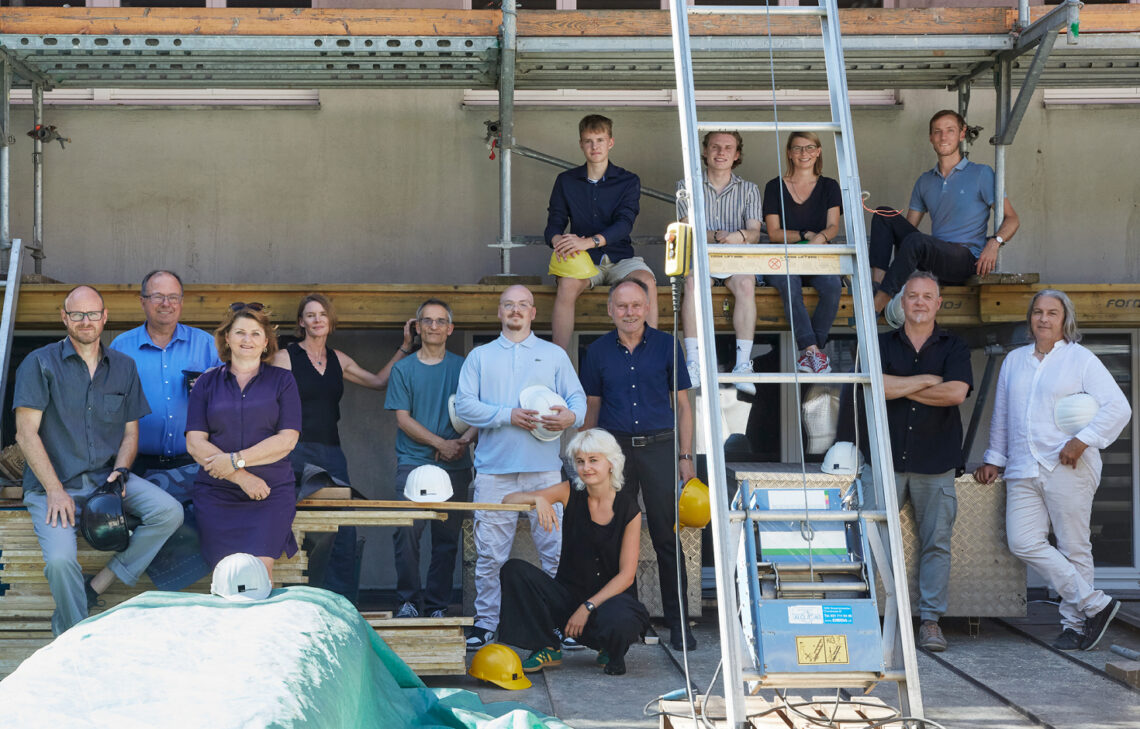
[229,302,265,312]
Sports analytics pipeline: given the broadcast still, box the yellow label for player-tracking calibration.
[795,635,850,665]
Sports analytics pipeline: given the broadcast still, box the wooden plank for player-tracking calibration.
[979,284,1140,325]
[0,8,501,37]
[6,8,1133,39]
[298,499,530,512]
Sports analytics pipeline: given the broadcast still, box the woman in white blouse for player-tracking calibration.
[975,289,1130,652]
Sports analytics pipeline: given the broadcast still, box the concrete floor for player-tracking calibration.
[426,601,1140,728]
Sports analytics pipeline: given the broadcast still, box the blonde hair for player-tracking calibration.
[786,131,824,177]
[567,429,626,492]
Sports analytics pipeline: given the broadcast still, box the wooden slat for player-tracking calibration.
[298,499,530,512]
[980,284,1140,326]
[1,8,1135,39]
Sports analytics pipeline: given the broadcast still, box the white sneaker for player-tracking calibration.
[686,359,701,389]
[396,601,419,619]
[732,361,756,396]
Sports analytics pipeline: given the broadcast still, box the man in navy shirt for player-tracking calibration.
[580,279,697,651]
[868,110,1020,317]
[544,114,658,351]
[877,272,972,653]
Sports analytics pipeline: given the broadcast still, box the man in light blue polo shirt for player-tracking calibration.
[110,270,221,473]
[455,284,587,649]
[868,110,1020,316]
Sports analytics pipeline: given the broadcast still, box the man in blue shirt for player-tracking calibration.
[386,298,476,619]
[109,270,221,473]
[580,279,698,651]
[544,114,658,351]
[455,285,587,649]
[868,110,1020,317]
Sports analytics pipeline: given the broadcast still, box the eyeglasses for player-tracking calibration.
[501,302,533,311]
[790,145,819,154]
[419,317,451,328]
[229,302,265,312]
[64,310,104,322]
[141,293,183,304]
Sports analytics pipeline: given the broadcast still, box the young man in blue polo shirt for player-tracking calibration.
[868,110,1020,316]
[545,114,658,351]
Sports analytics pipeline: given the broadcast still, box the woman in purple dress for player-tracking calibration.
[186,303,302,579]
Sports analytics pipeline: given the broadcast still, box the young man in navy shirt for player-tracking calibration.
[868,110,1020,316]
[545,114,658,351]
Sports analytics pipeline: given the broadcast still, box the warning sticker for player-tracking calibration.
[787,605,823,624]
[823,605,854,624]
[795,635,850,665]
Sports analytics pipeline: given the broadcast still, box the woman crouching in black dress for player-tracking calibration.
[498,428,649,676]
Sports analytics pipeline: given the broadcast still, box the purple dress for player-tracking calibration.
[186,363,302,567]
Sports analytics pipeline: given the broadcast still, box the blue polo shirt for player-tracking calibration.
[908,158,996,257]
[544,162,641,264]
[109,323,221,458]
[580,325,691,436]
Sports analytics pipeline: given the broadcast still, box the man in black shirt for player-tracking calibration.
[878,272,972,653]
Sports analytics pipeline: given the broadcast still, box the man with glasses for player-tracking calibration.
[386,299,476,619]
[14,286,184,634]
[455,285,587,649]
[868,110,1020,319]
[110,270,221,473]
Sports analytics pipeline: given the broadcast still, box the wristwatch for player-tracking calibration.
[231,452,246,470]
[583,600,597,613]
[678,454,693,462]
[114,467,131,482]
[591,236,602,248]
[990,235,1005,247]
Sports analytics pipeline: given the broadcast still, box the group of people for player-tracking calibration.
[11,108,1131,677]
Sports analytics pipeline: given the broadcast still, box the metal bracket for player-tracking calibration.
[0,47,54,89]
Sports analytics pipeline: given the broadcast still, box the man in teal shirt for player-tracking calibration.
[386,298,476,619]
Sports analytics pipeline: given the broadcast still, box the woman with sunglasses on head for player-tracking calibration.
[763,131,844,375]
[186,303,301,580]
[268,294,414,598]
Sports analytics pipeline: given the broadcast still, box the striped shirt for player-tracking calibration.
[676,173,764,234]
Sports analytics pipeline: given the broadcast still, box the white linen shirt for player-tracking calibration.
[983,340,1131,480]
[455,332,586,475]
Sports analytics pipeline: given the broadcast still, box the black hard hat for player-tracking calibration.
[80,482,131,552]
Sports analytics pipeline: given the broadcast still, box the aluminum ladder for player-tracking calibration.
[666,2,923,725]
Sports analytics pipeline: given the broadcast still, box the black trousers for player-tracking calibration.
[617,437,689,630]
[868,208,977,298]
[499,559,649,660]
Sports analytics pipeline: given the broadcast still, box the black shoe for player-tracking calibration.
[1051,628,1085,651]
[603,654,626,676]
[1080,598,1120,651]
[670,626,697,651]
[465,627,495,651]
[83,574,105,611]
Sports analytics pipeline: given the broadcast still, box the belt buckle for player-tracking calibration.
[631,435,648,447]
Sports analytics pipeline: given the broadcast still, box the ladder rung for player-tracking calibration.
[698,121,841,135]
[718,372,872,386]
[761,562,864,574]
[689,6,827,17]
[776,581,868,593]
[730,509,887,523]
[708,244,854,257]
[742,669,904,686]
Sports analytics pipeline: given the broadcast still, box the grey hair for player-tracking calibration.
[566,428,626,492]
[1027,289,1082,344]
[416,298,453,323]
[903,270,940,294]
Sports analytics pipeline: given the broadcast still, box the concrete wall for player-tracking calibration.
[9,86,1138,589]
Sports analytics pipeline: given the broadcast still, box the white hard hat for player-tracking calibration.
[884,290,905,330]
[211,553,272,602]
[519,385,569,442]
[447,394,471,435]
[1055,393,1099,436]
[821,441,863,475]
[405,464,454,502]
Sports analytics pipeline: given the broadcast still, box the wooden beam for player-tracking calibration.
[1,8,1136,40]
[980,284,1140,326]
[298,499,531,512]
[6,283,983,332]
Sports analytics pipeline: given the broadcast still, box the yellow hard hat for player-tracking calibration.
[548,250,600,280]
[468,644,533,690]
[678,478,711,529]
